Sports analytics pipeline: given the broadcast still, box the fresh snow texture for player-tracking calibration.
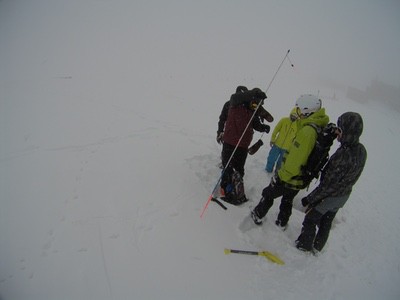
[1,1,400,300]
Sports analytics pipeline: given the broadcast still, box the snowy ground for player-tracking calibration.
[1,1,400,299]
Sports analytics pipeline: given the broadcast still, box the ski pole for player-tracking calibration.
[265,49,293,94]
[247,50,294,155]
[200,50,294,218]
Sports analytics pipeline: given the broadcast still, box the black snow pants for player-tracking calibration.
[296,208,338,252]
[253,181,299,226]
[221,142,248,177]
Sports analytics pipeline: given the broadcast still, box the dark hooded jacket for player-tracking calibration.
[307,112,367,210]
[217,87,273,134]
[222,88,268,149]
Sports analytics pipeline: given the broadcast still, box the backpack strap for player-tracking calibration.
[306,123,321,135]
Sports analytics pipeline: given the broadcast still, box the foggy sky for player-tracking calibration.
[1,0,399,92]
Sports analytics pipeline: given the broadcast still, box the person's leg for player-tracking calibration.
[220,143,235,194]
[221,143,235,168]
[252,183,284,222]
[276,188,299,226]
[232,147,248,177]
[313,211,337,251]
[296,209,323,251]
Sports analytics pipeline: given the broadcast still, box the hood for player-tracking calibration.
[230,88,266,107]
[337,112,364,146]
[289,107,298,121]
[299,107,329,128]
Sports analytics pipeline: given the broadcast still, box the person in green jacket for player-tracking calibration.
[265,108,299,173]
[251,94,329,229]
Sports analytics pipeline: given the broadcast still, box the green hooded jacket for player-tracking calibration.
[270,108,298,151]
[278,108,329,189]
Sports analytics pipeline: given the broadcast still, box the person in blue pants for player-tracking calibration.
[265,108,298,173]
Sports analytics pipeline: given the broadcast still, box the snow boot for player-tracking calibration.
[275,219,288,231]
[251,210,263,225]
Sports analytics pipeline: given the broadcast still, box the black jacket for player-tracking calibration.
[217,101,230,134]
[307,112,367,208]
[217,88,272,134]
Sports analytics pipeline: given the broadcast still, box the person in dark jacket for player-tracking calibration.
[216,86,273,144]
[218,87,270,205]
[220,87,270,177]
[296,112,367,253]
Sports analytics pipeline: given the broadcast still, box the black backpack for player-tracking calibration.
[220,166,247,205]
[300,123,337,187]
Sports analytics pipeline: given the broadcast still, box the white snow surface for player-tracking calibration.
[1,1,400,299]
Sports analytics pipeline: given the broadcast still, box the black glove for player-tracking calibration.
[258,107,274,122]
[302,196,320,212]
[301,196,310,207]
[325,123,338,137]
[320,123,339,147]
[248,139,263,155]
[263,124,270,133]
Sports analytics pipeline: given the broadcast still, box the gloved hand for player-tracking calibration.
[304,199,319,213]
[258,107,274,122]
[263,124,270,133]
[302,196,320,214]
[216,132,224,144]
[325,123,338,137]
[248,139,263,155]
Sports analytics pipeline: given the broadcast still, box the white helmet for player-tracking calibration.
[295,94,321,117]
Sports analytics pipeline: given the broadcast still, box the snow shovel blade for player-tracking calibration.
[259,251,285,265]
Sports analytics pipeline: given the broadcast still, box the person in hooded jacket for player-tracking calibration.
[251,94,329,228]
[219,87,270,177]
[295,112,367,253]
[265,108,299,173]
[216,86,273,145]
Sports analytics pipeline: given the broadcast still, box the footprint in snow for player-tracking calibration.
[239,215,257,232]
